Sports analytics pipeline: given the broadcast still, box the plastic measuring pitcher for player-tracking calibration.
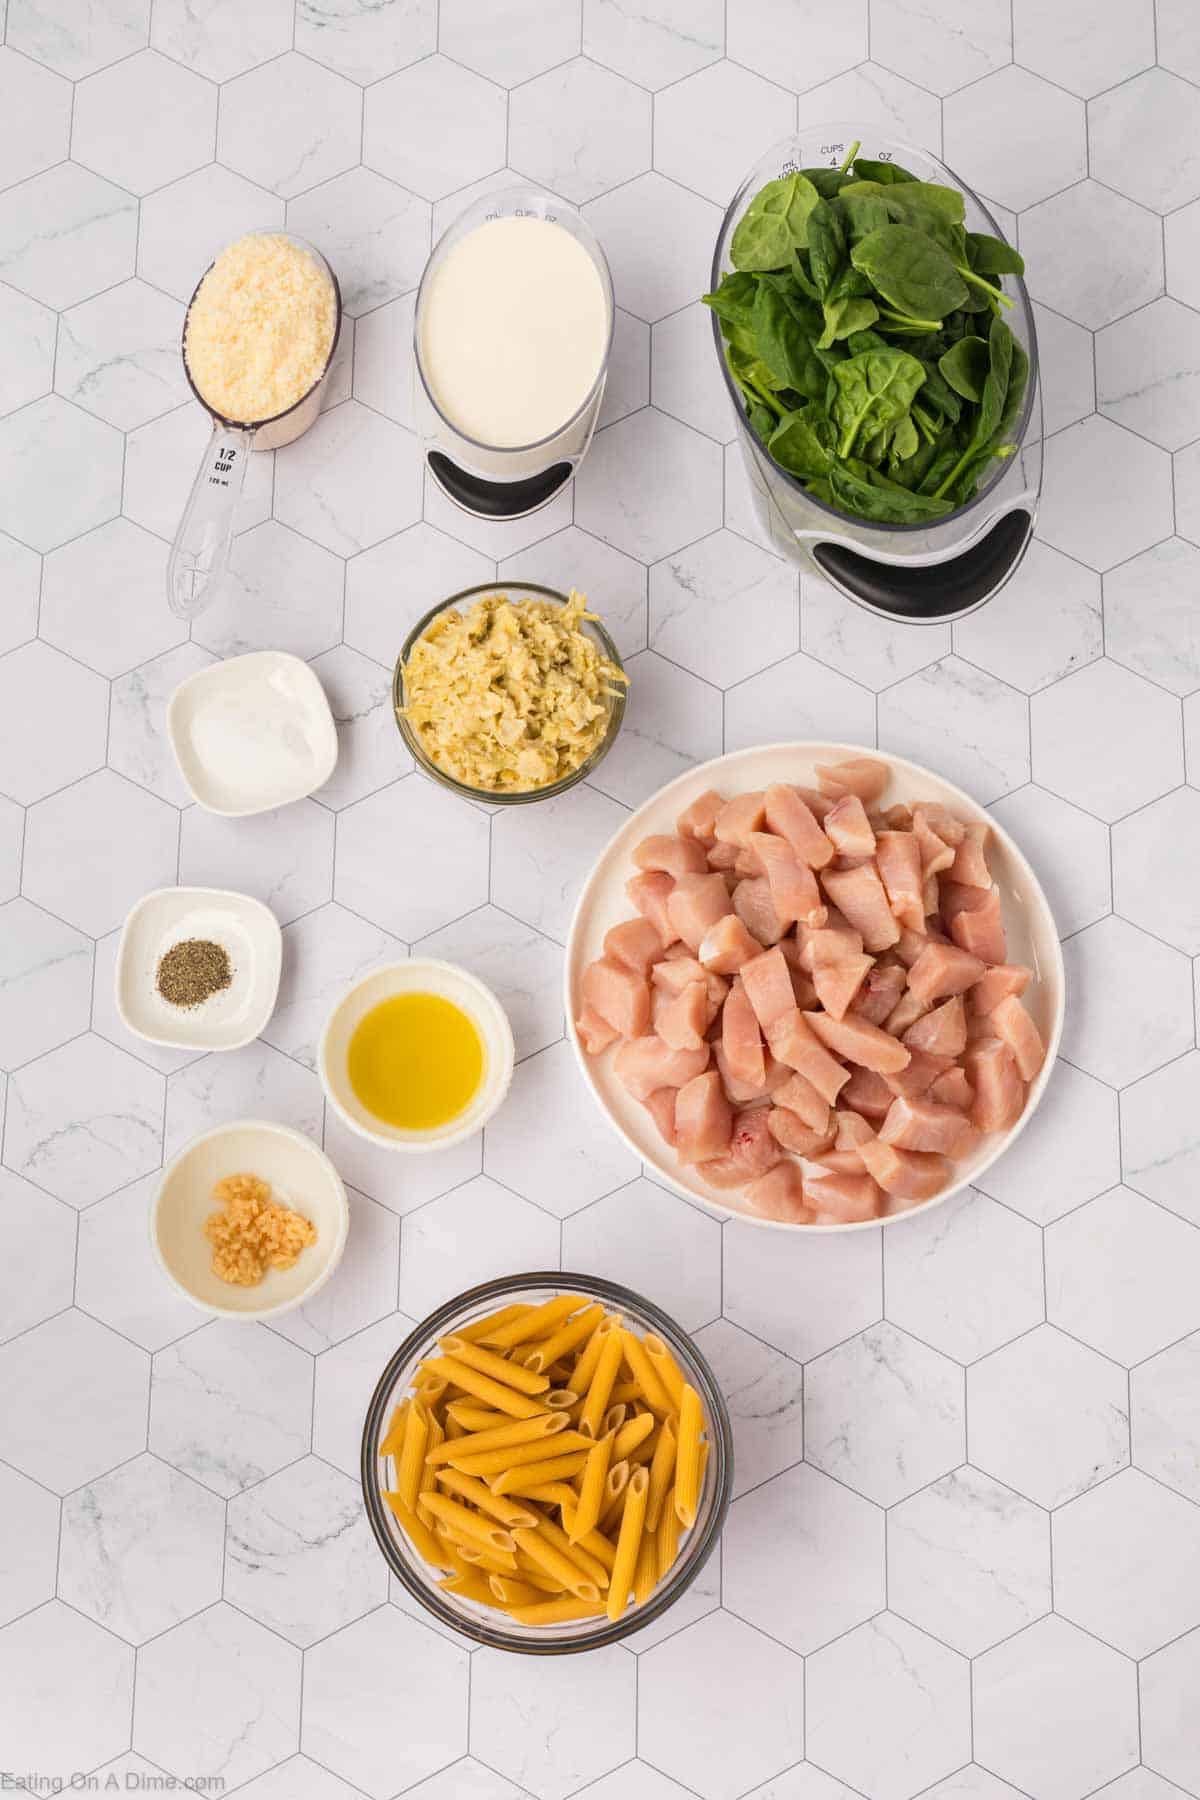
[167,231,342,621]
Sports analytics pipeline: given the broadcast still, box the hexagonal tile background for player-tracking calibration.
[2,3,1199,1794]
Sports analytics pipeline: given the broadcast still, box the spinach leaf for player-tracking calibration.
[931,314,1014,499]
[938,334,990,401]
[752,280,821,393]
[789,251,823,300]
[994,335,1029,447]
[701,269,759,330]
[847,327,890,354]
[967,232,1025,276]
[817,294,879,348]
[731,172,820,270]
[829,348,926,459]
[840,190,892,243]
[805,198,846,297]
[851,158,918,185]
[748,401,777,445]
[799,167,853,198]
[768,411,835,478]
[827,462,954,522]
[851,224,969,321]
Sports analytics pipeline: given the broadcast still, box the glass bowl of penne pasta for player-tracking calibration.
[360,1272,733,1652]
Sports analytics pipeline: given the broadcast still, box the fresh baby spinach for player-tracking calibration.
[701,154,1031,527]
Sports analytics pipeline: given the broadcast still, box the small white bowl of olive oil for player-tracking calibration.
[318,959,515,1152]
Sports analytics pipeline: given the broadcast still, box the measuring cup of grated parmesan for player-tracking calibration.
[168,231,342,621]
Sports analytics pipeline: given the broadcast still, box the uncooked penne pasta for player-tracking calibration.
[613,1411,655,1462]
[645,1416,677,1532]
[579,1327,624,1439]
[520,1302,606,1373]
[376,1291,712,1631]
[420,1356,545,1420]
[620,1329,674,1415]
[480,1294,586,1350]
[456,1302,532,1343]
[570,1429,614,1544]
[674,1384,705,1529]
[434,1468,537,1530]
[379,1399,410,1460]
[607,1465,649,1622]
[511,1526,601,1601]
[439,1335,551,1397]
[396,1400,429,1512]
[421,1492,515,1554]
[491,1451,589,1496]
[643,1334,686,1410]
[427,1411,565,1466]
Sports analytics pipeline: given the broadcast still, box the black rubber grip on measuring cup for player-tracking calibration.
[427,452,574,518]
[812,510,1034,621]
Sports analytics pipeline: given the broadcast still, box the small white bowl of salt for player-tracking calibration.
[168,650,338,816]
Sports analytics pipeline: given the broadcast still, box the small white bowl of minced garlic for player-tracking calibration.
[394,583,628,802]
[152,1120,348,1320]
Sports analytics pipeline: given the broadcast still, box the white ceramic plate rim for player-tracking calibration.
[166,650,339,817]
[151,1118,349,1319]
[564,741,1066,1233]
[114,885,283,1050]
[317,958,516,1153]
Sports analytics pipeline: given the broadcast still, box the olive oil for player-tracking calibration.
[347,992,484,1130]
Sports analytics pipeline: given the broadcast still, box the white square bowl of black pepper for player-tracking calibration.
[115,886,283,1051]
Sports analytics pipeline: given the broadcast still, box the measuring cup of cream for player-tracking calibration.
[414,189,613,519]
[168,231,342,621]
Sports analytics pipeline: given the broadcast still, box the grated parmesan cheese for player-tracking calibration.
[184,232,336,424]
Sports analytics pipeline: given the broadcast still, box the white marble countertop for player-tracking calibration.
[2,2,1200,1797]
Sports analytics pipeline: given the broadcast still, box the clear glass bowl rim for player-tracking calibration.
[180,227,343,433]
[710,126,1041,536]
[359,1270,734,1654]
[392,581,628,806]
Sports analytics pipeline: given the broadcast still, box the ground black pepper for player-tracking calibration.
[156,938,233,1008]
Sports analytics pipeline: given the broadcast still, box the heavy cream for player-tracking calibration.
[418,215,609,449]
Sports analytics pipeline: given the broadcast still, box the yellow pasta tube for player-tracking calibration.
[602,1403,628,1435]
[543,1389,578,1411]
[449,1430,593,1479]
[427,1411,565,1466]
[457,1302,532,1343]
[438,1571,495,1605]
[412,1372,448,1404]
[439,1335,550,1396]
[420,1356,544,1420]
[445,1402,509,1431]
[382,1493,449,1569]
[520,1303,605,1373]
[420,1492,516,1554]
[570,1429,614,1544]
[514,1547,568,1592]
[489,1575,553,1608]
[379,1399,410,1460]
[480,1295,586,1350]
[492,1451,589,1496]
[606,1465,649,1622]
[511,1526,601,1601]
[613,1412,655,1462]
[417,1407,443,1527]
[633,1532,659,1605]
[674,1384,705,1529]
[598,1460,630,1531]
[579,1327,624,1439]
[433,1468,537,1530]
[396,1400,429,1511]
[567,1313,615,1399]
[620,1329,675,1415]
[516,1481,581,1509]
[535,1516,611,1587]
[452,1542,518,1576]
[643,1333,686,1410]
[645,1416,677,1532]
[508,1596,606,1625]
[656,1486,681,1579]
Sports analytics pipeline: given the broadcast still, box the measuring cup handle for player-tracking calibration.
[166,420,252,620]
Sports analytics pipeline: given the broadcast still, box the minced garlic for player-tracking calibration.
[184,233,336,424]
[400,588,628,792]
[204,1172,317,1287]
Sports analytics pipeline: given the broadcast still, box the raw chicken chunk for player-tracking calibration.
[653,980,710,1052]
[677,789,723,841]
[748,832,827,928]
[733,876,788,946]
[743,1162,811,1223]
[875,831,925,933]
[767,1106,836,1156]
[859,1137,950,1200]
[816,757,890,802]
[714,1043,791,1106]
[806,1010,912,1075]
[880,1094,975,1156]
[668,872,734,951]
[741,945,802,1031]
[643,1088,677,1147]
[613,1036,709,1101]
[675,1071,733,1164]
[701,1107,783,1189]
[906,941,986,1005]
[764,1009,851,1104]
[902,996,967,1058]
[577,1005,619,1057]
[820,863,901,952]
[699,913,763,974]
[633,834,709,878]
[972,964,1032,1015]
[581,957,650,1039]
[948,888,1007,965]
[604,916,664,977]
[990,994,1045,1080]
[809,929,874,1021]
[722,977,765,1091]
[773,1071,831,1133]
[714,791,767,847]
[627,870,677,945]
[806,1169,882,1223]
[851,962,906,1026]
[763,784,834,867]
[963,1038,1024,1131]
[824,793,877,857]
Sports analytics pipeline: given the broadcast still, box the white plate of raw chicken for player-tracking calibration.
[565,743,1065,1232]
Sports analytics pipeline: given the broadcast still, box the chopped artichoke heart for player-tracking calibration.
[400,589,627,793]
